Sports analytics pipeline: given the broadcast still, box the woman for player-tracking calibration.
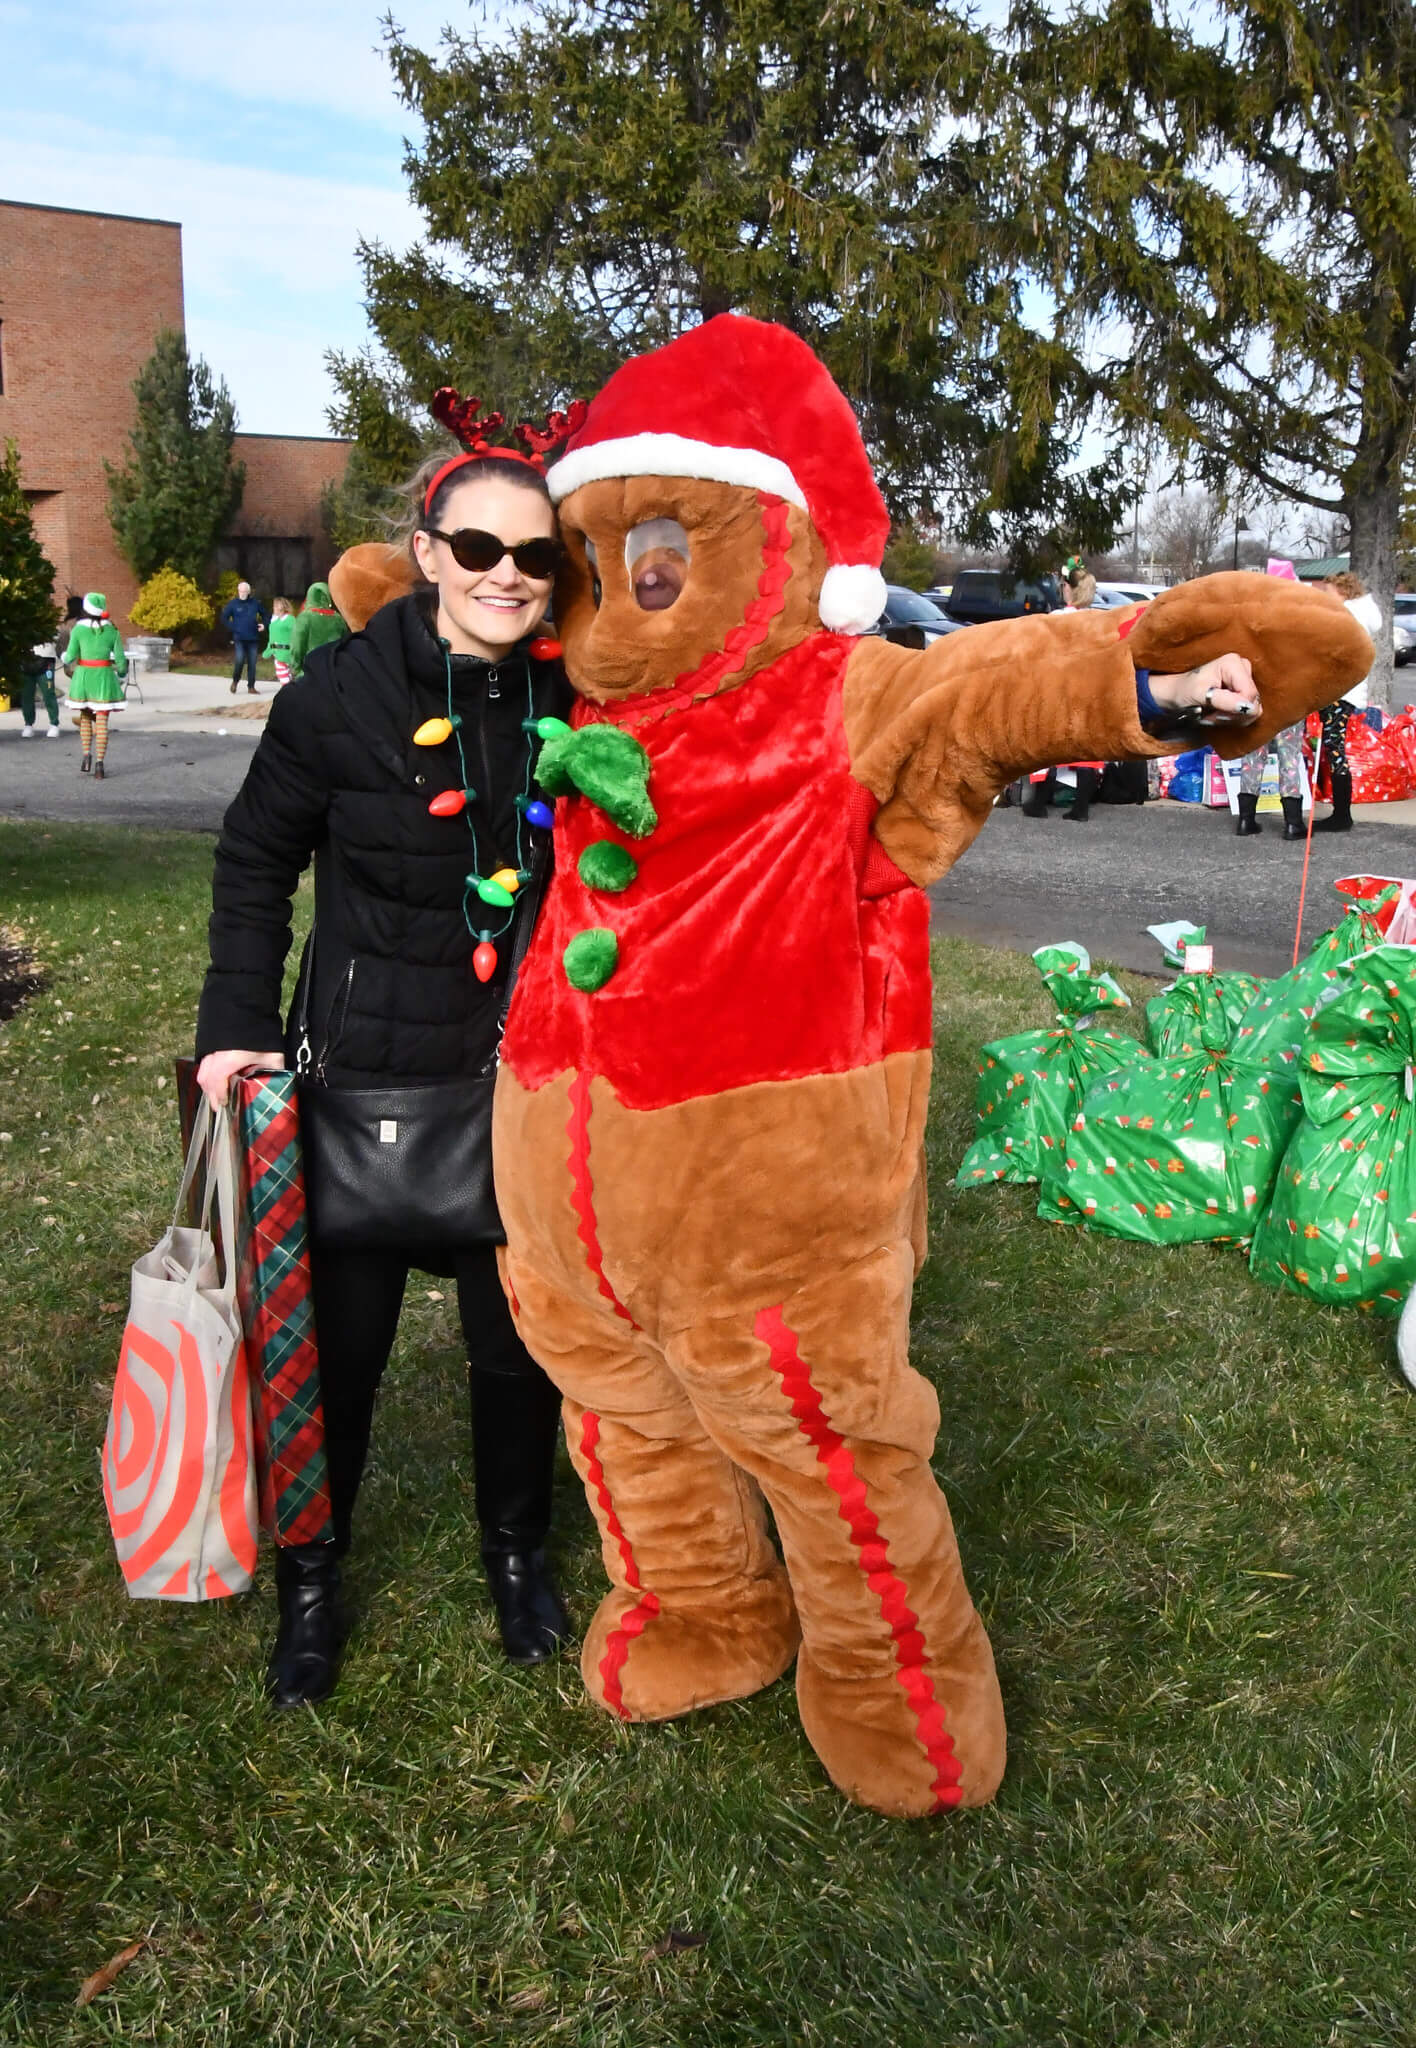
[1313,571,1382,833]
[63,591,127,779]
[194,440,572,1708]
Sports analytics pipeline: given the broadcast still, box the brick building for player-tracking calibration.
[0,197,350,632]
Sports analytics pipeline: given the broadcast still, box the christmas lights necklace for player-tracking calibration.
[414,635,559,983]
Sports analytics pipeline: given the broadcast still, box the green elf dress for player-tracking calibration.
[287,581,347,677]
[64,598,128,711]
[264,609,297,679]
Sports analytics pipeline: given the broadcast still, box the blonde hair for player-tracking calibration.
[270,596,293,617]
[1327,570,1366,601]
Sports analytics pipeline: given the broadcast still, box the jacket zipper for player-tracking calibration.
[314,960,356,1083]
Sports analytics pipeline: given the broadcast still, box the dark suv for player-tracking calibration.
[944,570,1063,625]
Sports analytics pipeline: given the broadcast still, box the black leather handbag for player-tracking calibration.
[293,852,545,1255]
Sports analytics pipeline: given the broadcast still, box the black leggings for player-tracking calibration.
[308,1241,563,1556]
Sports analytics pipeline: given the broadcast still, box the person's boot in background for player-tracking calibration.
[1235,791,1263,836]
[1281,795,1306,840]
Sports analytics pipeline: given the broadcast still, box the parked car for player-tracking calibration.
[1095,581,1164,608]
[943,570,1063,624]
[871,585,966,649]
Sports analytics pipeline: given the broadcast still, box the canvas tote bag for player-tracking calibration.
[102,1097,259,1600]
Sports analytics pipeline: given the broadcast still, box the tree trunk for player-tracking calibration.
[1348,469,1401,711]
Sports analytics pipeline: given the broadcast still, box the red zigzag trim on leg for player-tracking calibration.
[578,1409,660,1717]
[565,1072,636,1325]
[755,1304,964,1811]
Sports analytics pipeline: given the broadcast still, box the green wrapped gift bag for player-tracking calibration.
[1231,876,1403,1074]
[1249,944,1416,1315]
[1144,926,1262,1056]
[955,943,1147,1188]
[1038,970,1300,1245]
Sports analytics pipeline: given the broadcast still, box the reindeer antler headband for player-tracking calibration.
[422,388,589,515]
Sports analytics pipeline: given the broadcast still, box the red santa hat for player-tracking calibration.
[547,314,890,635]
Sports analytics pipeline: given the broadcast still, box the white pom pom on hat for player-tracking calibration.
[548,315,891,635]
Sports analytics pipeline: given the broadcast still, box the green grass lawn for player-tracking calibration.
[2,819,1413,2045]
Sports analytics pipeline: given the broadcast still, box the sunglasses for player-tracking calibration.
[425,527,564,580]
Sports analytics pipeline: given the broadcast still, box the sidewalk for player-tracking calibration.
[1,666,274,738]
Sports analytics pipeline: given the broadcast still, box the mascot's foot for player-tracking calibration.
[795,1632,1006,1819]
[581,1569,800,1722]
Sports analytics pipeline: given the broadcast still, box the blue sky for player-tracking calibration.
[0,0,482,435]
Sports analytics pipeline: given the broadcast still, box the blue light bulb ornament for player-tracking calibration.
[524,800,555,830]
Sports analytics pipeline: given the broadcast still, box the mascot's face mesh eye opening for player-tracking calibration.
[582,535,603,608]
[625,519,690,612]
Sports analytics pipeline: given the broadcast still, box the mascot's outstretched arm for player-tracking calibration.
[843,573,1374,885]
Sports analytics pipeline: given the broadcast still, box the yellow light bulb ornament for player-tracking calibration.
[488,867,521,894]
[414,715,461,747]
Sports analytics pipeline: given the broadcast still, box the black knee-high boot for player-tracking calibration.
[1315,766,1354,831]
[268,1543,343,1707]
[1064,767,1099,822]
[1281,795,1305,840]
[471,1360,570,1663]
[1235,791,1263,836]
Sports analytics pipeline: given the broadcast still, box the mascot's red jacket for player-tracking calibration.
[334,315,1369,1817]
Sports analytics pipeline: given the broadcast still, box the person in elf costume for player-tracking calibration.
[264,597,296,684]
[331,315,1371,1819]
[63,592,127,779]
[287,580,349,678]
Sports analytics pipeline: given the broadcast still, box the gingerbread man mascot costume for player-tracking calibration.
[332,315,1368,1818]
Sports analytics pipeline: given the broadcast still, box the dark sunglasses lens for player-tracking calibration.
[510,539,562,579]
[446,529,505,573]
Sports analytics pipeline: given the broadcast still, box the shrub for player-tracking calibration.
[212,569,241,606]
[130,567,215,637]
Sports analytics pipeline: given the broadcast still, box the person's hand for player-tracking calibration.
[194,1049,285,1111]
[1147,653,1260,725]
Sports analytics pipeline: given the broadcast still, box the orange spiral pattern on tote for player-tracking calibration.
[102,1317,230,1588]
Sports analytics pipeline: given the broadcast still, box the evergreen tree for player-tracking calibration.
[330,0,1123,561]
[0,440,59,693]
[106,331,246,584]
[1012,0,1416,699]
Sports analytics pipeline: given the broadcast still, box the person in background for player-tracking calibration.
[265,597,296,684]
[1026,555,1102,819]
[63,592,127,779]
[1061,554,1097,611]
[1233,724,1307,839]
[287,580,349,678]
[17,640,61,739]
[221,581,271,696]
[1314,571,1382,833]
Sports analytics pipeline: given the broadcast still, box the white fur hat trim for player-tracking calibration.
[818,563,889,636]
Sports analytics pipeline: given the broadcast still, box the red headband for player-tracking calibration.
[423,387,589,515]
[422,446,541,517]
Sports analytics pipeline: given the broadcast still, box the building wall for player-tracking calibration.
[220,433,351,596]
[0,198,185,632]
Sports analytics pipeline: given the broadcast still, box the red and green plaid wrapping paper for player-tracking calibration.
[176,1061,333,1546]
[232,1073,333,1545]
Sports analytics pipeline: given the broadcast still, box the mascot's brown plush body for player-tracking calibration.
[333,316,1370,1818]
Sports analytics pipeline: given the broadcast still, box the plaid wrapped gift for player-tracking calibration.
[176,1062,333,1545]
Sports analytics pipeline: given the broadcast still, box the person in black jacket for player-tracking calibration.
[220,582,272,695]
[195,448,573,1707]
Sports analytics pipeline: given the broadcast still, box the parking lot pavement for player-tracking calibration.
[928,797,1416,979]
[5,680,1413,976]
[0,723,260,832]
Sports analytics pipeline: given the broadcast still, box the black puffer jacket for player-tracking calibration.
[196,592,571,1086]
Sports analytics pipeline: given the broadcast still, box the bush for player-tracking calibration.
[212,569,241,607]
[130,567,214,637]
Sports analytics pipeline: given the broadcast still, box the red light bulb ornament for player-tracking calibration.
[528,636,562,661]
[428,787,474,818]
[472,934,498,983]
